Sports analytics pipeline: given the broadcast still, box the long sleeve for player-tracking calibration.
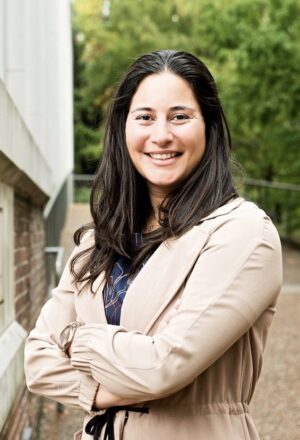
[70,212,282,402]
[24,236,99,412]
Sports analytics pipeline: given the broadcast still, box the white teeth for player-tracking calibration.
[149,153,178,160]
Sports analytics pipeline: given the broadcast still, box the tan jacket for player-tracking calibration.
[24,197,282,440]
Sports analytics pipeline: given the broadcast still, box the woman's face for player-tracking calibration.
[125,72,206,197]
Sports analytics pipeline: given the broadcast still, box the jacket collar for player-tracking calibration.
[200,196,244,222]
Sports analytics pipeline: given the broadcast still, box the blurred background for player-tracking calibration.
[0,0,299,439]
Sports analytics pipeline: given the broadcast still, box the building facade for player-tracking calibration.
[0,0,73,438]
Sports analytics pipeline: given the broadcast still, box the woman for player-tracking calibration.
[24,50,282,440]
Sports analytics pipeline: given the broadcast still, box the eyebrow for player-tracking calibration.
[130,105,196,113]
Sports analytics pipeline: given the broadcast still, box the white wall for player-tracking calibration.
[0,0,73,199]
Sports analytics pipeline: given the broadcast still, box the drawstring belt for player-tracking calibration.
[85,406,149,440]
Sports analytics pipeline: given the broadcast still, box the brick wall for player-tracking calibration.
[14,195,47,331]
[0,193,47,440]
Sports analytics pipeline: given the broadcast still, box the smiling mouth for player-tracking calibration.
[146,152,182,160]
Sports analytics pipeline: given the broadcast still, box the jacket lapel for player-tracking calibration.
[120,197,244,334]
[120,225,209,333]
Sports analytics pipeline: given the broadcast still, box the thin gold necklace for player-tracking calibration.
[145,224,156,232]
[144,221,159,233]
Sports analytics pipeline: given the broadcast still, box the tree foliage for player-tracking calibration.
[73,0,300,185]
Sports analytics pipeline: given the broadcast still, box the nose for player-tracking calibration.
[149,120,173,146]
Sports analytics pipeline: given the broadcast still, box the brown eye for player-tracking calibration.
[136,114,153,121]
[171,114,190,121]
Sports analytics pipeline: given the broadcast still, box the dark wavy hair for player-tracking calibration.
[71,49,238,290]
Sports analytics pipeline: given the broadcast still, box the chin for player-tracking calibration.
[148,176,180,187]
[150,181,178,192]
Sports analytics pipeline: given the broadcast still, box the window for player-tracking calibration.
[0,181,14,331]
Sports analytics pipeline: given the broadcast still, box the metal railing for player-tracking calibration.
[73,173,94,203]
[45,246,64,295]
[45,174,72,247]
[241,178,300,244]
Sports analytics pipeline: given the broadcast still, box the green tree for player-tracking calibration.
[210,0,300,182]
[73,0,300,184]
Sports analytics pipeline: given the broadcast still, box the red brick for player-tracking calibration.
[15,278,28,296]
[15,290,29,312]
[14,248,30,265]
[15,264,29,280]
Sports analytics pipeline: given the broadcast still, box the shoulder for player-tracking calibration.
[67,228,95,271]
[203,197,265,224]
[73,227,95,253]
[201,198,281,254]
[81,228,95,246]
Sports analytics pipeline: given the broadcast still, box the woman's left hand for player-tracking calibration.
[93,385,138,409]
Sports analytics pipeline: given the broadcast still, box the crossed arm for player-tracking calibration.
[68,300,181,409]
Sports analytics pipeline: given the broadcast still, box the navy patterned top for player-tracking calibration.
[103,233,151,325]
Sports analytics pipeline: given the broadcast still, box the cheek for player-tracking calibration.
[125,123,146,152]
[183,133,206,155]
[177,123,206,146]
[125,122,133,151]
[191,126,206,154]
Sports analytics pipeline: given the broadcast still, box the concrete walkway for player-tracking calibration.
[37,204,300,440]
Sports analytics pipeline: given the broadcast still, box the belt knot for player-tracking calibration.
[85,405,149,440]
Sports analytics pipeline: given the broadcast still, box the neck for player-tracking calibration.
[148,184,169,218]
[144,185,169,232]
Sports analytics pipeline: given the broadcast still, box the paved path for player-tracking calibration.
[37,204,300,439]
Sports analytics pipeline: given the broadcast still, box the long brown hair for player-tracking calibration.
[71,50,238,290]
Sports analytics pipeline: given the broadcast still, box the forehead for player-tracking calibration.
[130,72,199,110]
